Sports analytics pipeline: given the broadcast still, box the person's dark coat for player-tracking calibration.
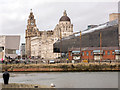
[3,71,10,84]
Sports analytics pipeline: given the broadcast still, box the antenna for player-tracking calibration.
[30,9,32,12]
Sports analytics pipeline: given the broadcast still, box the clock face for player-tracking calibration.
[31,22,34,25]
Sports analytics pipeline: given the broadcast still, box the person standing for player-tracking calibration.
[3,69,10,84]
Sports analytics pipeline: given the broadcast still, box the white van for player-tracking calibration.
[49,60,55,64]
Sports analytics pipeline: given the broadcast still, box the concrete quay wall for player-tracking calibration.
[1,63,120,72]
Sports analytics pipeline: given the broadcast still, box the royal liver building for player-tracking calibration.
[25,10,73,59]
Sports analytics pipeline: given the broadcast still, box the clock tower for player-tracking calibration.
[25,9,38,58]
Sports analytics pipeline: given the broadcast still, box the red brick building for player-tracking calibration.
[68,47,120,61]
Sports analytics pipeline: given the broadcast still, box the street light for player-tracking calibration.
[80,31,82,63]
[100,32,102,63]
[60,28,62,63]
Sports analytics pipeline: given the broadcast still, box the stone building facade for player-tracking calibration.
[109,13,120,21]
[54,10,73,40]
[25,10,73,59]
[25,9,39,58]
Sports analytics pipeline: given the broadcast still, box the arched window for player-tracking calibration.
[82,52,84,56]
[103,51,105,55]
[91,51,93,55]
[112,51,114,55]
[86,52,89,56]
[107,51,110,55]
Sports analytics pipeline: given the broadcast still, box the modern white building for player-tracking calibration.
[0,35,20,60]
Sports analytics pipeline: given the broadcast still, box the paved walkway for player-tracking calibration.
[1,83,49,88]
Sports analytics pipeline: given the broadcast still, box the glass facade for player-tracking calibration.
[5,49,16,54]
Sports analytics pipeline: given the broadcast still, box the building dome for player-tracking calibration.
[59,10,71,22]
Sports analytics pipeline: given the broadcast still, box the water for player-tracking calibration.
[0,72,118,88]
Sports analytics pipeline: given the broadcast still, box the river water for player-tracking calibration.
[0,72,118,88]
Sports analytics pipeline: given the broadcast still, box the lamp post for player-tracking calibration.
[80,31,82,63]
[60,28,62,63]
[2,50,3,63]
[100,32,102,63]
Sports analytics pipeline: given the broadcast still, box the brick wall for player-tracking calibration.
[69,50,116,60]
[102,50,115,60]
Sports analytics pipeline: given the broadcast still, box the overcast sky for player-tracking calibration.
[0,0,119,44]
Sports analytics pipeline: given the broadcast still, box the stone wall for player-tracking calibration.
[31,30,58,59]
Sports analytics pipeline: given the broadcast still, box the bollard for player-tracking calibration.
[3,69,10,84]
[34,85,38,88]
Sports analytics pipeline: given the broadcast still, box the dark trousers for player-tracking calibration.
[3,78,9,84]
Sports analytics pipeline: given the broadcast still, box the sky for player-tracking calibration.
[0,0,119,44]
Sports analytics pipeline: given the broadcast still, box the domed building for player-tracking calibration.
[54,10,73,42]
[59,10,71,22]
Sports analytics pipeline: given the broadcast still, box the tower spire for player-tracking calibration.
[30,9,32,12]
[63,10,67,16]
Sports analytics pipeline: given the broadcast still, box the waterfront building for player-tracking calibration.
[68,47,120,61]
[25,10,73,59]
[53,13,120,61]
[25,9,39,58]
[25,10,120,60]
[0,35,20,60]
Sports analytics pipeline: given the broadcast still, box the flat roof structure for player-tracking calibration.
[54,25,119,53]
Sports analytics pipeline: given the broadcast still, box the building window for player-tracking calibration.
[112,51,114,55]
[91,51,93,55]
[6,49,16,54]
[86,52,89,56]
[103,51,105,55]
[107,51,110,55]
[82,52,84,56]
